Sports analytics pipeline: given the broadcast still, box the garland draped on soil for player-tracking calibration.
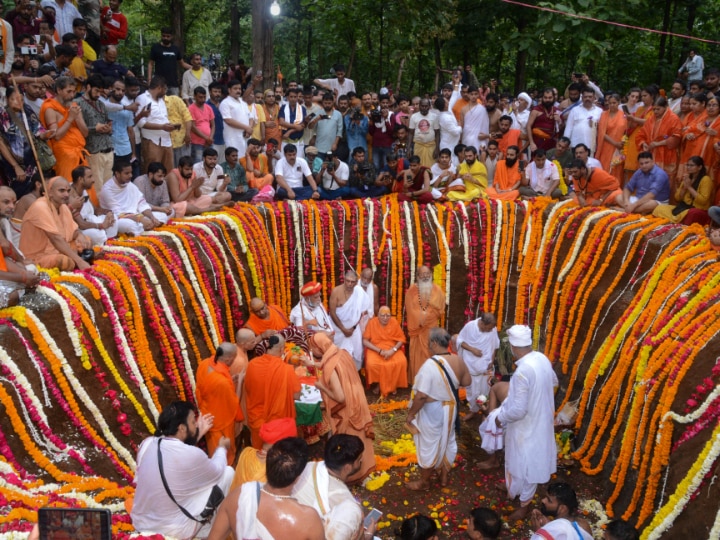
[0,197,718,538]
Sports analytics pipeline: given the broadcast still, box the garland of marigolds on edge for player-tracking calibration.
[0,199,718,538]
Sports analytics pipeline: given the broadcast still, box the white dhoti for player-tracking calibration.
[479,408,503,454]
[530,518,594,540]
[234,481,275,540]
[410,355,459,470]
[332,285,372,370]
[457,320,500,412]
[462,105,490,149]
[99,177,157,237]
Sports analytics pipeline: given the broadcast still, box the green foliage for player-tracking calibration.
[116,0,720,96]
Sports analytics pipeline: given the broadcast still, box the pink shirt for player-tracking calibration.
[188,102,214,145]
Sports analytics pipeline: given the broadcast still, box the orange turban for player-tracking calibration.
[259,417,298,444]
[300,281,322,297]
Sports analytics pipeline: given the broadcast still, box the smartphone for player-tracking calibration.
[145,103,151,111]
[217,174,226,180]
[38,508,112,540]
[364,508,382,528]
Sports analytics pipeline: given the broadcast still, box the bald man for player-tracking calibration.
[195,342,244,465]
[359,267,379,316]
[245,297,291,338]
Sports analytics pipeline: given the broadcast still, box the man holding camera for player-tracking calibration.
[348,146,387,198]
[308,92,343,156]
[368,94,394,171]
[315,151,349,200]
[344,105,369,154]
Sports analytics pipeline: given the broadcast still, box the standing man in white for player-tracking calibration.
[495,324,558,521]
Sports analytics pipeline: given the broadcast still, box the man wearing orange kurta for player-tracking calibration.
[495,115,522,156]
[245,297,291,338]
[405,265,446,383]
[486,146,522,201]
[636,97,682,180]
[195,343,244,466]
[240,139,274,189]
[19,177,91,271]
[363,306,408,397]
[307,332,376,483]
[568,159,622,207]
[243,334,301,449]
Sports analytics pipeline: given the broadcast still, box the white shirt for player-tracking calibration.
[289,298,334,332]
[192,162,225,195]
[0,19,15,75]
[131,436,230,539]
[99,178,151,215]
[525,160,560,193]
[320,160,349,190]
[438,110,462,152]
[275,157,312,189]
[41,0,81,37]
[430,162,457,186]
[564,104,602,152]
[316,77,356,102]
[219,95,251,155]
[136,91,172,147]
[409,111,439,144]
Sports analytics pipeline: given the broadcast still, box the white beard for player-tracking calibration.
[418,279,433,298]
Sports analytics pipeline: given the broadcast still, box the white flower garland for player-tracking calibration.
[0,338,50,407]
[521,200,533,260]
[535,199,573,271]
[61,280,97,325]
[289,201,304,290]
[365,199,376,272]
[36,285,83,359]
[403,202,416,285]
[658,384,720,437]
[459,202,470,267]
[426,205,451,305]
[103,245,196,389]
[149,231,221,346]
[557,210,613,283]
[22,311,136,469]
[492,201,502,272]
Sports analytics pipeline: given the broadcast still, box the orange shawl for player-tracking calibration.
[195,357,243,430]
[39,98,88,180]
[574,167,621,201]
[244,353,299,430]
[245,304,290,335]
[363,316,406,349]
[596,110,628,181]
[636,110,682,169]
[405,283,445,338]
[498,129,522,155]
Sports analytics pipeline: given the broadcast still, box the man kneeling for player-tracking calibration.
[208,437,324,540]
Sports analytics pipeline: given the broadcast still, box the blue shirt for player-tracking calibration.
[344,115,369,152]
[626,165,670,202]
[208,102,224,145]
[107,107,134,156]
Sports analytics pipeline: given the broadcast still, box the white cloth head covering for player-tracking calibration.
[507,325,532,347]
[517,92,532,107]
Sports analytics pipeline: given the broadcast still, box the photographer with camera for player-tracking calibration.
[314,150,349,200]
[344,104,368,155]
[368,94,394,172]
[307,92,342,155]
[347,146,387,198]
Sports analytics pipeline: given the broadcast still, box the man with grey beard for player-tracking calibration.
[405,265,446,382]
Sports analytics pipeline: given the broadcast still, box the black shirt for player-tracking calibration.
[150,43,183,87]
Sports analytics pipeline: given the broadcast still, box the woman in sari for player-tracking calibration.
[653,155,713,223]
[596,93,627,183]
[677,93,708,182]
[624,85,657,184]
[0,87,53,198]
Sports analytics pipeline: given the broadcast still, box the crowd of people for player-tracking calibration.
[123,266,642,539]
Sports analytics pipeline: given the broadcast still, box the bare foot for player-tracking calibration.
[477,456,501,470]
[507,504,532,522]
[439,468,449,487]
[406,480,430,491]
[463,411,480,422]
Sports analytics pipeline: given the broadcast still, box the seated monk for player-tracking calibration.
[486,145,522,201]
[567,159,622,207]
[240,138,274,189]
[447,146,488,201]
[231,417,297,490]
[393,155,434,203]
[246,297,291,338]
[19,177,92,271]
[165,155,229,217]
[243,334,301,449]
[363,306,408,396]
[195,343,244,465]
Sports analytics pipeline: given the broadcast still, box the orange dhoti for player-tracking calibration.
[486,160,521,201]
[405,283,446,382]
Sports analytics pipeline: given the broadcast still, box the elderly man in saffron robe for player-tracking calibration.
[362,306,408,396]
[305,333,376,483]
[243,334,301,449]
[405,264,446,383]
[329,269,372,370]
[195,343,244,465]
[486,146,522,201]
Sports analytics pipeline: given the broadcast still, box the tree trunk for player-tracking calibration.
[294,20,301,80]
[434,37,442,92]
[514,49,527,95]
[347,38,356,78]
[251,0,274,92]
[229,0,240,65]
[379,4,384,88]
[307,25,312,80]
[657,0,672,79]
[171,0,185,50]
[396,57,406,94]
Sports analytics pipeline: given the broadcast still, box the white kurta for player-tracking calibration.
[292,461,363,540]
[79,189,118,246]
[462,104,489,148]
[438,110,462,152]
[219,95,250,156]
[456,319,500,412]
[289,299,334,334]
[497,350,558,500]
[410,355,459,470]
[531,518,593,540]
[564,104,602,153]
[99,179,155,236]
[332,285,372,370]
[131,437,234,539]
